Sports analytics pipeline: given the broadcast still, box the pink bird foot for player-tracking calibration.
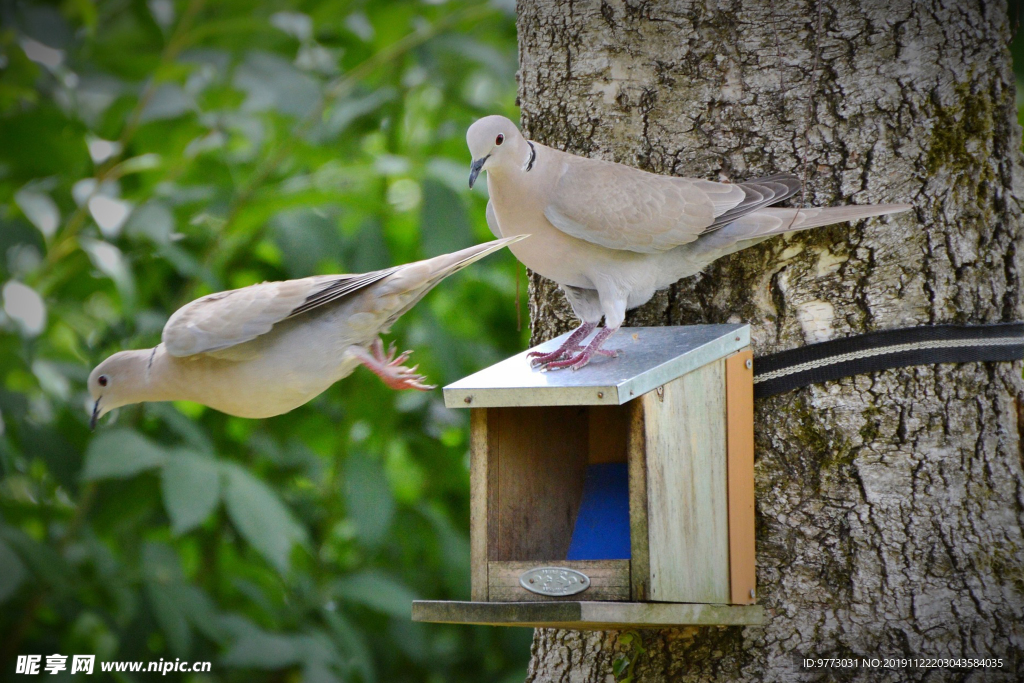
[529,322,596,367]
[353,338,435,391]
[536,326,619,371]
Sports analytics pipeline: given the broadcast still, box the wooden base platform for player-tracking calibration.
[412,601,764,630]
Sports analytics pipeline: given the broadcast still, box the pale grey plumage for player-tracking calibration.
[87,237,523,423]
[466,115,912,369]
[162,269,399,358]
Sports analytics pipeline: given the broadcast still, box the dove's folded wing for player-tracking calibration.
[542,157,719,253]
[162,269,397,357]
[543,156,803,253]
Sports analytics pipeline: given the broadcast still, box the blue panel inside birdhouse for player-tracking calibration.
[567,463,631,560]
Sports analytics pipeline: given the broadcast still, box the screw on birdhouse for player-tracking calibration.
[656,386,664,401]
[597,391,604,399]
[745,359,752,370]
[464,396,472,404]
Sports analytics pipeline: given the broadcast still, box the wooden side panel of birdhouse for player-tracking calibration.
[726,350,757,605]
[469,408,490,601]
[627,400,650,601]
[640,360,731,604]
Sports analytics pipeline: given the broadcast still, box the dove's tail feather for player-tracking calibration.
[374,235,527,324]
[734,203,913,239]
[419,235,527,283]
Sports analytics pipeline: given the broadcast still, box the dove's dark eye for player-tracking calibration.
[495,134,504,146]
[98,375,108,387]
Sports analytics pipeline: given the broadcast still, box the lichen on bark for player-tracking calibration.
[516,0,1024,680]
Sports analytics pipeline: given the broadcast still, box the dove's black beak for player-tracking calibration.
[468,156,488,189]
[90,398,101,431]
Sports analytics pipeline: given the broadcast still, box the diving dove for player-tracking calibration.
[88,237,524,427]
[467,115,912,370]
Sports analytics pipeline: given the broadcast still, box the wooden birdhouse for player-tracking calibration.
[412,325,762,629]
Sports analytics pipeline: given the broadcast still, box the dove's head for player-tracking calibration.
[88,349,153,429]
[467,115,526,188]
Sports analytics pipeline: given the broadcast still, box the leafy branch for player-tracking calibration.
[612,630,647,683]
[203,3,498,276]
[37,0,208,284]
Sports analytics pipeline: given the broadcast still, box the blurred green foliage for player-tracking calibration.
[0,0,531,680]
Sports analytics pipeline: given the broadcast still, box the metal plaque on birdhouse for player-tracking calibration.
[519,566,592,597]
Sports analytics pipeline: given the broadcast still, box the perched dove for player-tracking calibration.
[87,237,523,427]
[467,115,912,370]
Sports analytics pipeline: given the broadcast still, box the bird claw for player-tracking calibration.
[528,346,582,367]
[361,339,435,391]
[532,326,619,372]
[527,322,598,368]
[541,351,594,371]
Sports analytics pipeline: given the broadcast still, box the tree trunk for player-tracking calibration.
[516,1,1024,680]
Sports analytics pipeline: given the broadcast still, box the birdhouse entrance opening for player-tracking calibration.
[481,404,635,600]
[487,404,632,562]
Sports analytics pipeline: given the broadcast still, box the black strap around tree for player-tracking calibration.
[753,323,1024,399]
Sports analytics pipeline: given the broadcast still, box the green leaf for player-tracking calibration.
[83,429,166,480]
[146,582,192,657]
[142,543,191,657]
[125,200,176,245]
[420,178,473,256]
[303,662,344,683]
[0,538,28,603]
[80,238,136,310]
[322,609,376,683]
[222,463,307,573]
[271,208,343,278]
[138,83,192,123]
[14,188,60,238]
[233,51,319,118]
[220,618,302,669]
[145,403,216,455]
[161,450,221,534]
[0,529,70,594]
[612,656,629,677]
[332,571,417,619]
[344,454,394,546]
[322,87,395,139]
[177,584,227,644]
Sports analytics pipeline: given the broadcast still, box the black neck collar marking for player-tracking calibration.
[525,141,536,172]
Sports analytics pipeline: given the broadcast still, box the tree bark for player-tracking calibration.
[516,1,1024,680]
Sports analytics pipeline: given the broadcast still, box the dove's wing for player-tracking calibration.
[543,153,801,253]
[162,269,397,357]
[698,174,802,232]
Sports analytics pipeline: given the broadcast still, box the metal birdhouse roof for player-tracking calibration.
[444,324,749,408]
